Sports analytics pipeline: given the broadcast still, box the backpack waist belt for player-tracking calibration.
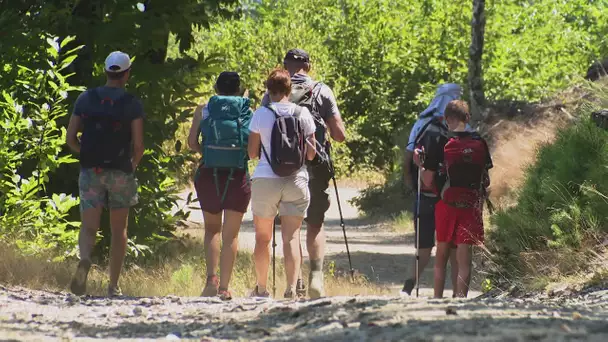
[443,200,475,208]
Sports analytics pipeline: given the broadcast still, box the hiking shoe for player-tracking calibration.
[401,278,415,296]
[308,271,325,299]
[70,259,92,296]
[296,278,306,297]
[218,288,232,301]
[249,286,270,298]
[107,285,123,297]
[201,275,219,297]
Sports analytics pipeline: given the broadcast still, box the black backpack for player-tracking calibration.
[409,115,450,190]
[261,105,307,177]
[79,88,135,173]
[289,81,328,163]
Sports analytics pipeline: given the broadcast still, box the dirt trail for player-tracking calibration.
[177,186,470,297]
[2,285,607,341]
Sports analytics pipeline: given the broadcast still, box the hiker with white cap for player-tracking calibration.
[66,51,145,297]
[401,83,468,296]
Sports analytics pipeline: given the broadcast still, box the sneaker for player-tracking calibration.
[218,288,232,301]
[296,278,306,298]
[401,278,415,296]
[70,259,92,296]
[308,271,325,299]
[249,286,270,298]
[201,275,219,297]
[108,285,123,297]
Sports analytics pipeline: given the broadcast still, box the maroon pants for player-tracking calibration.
[194,166,251,214]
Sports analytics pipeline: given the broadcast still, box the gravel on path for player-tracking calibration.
[1,285,607,341]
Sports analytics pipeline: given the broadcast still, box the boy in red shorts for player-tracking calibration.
[420,100,492,298]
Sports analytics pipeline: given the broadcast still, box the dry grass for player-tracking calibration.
[483,95,582,203]
[0,239,390,298]
[388,211,414,233]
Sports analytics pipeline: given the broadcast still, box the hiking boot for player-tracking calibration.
[107,285,123,298]
[308,270,325,299]
[201,275,219,297]
[249,286,270,298]
[70,259,92,296]
[401,278,415,296]
[296,278,306,298]
[218,288,232,301]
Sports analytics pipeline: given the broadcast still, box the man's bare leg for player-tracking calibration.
[109,208,129,291]
[434,242,451,298]
[306,222,326,298]
[455,244,473,298]
[450,247,459,297]
[70,206,102,295]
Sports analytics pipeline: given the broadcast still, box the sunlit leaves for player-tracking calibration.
[0,35,82,259]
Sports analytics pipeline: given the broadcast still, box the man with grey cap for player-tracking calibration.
[66,51,145,297]
[263,48,346,298]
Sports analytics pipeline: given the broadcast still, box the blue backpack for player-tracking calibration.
[200,95,252,202]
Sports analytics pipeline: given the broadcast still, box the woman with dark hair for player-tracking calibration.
[187,71,252,301]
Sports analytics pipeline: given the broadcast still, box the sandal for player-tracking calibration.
[201,275,219,297]
[218,288,233,301]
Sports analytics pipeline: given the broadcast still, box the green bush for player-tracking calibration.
[0,36,83,259]
[488,113,608,281]
[186,0,608,180]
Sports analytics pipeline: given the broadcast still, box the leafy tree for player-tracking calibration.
[0,0,240,259]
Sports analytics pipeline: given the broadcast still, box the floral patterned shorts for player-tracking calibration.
[78,168,139,211]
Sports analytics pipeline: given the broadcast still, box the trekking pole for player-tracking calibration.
[415,168,422,298]
[272,215,277,298]
[327,151,355,282]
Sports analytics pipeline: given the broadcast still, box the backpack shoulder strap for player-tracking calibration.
[87,87,101,104]
[264,104,280,119]
[293,105,303,118]
[310,81,323,112]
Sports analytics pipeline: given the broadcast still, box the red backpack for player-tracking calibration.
[438,132,492,208]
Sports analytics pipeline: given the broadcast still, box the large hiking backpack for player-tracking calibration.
[200,95,252,202]
[261,105,307,177]
[438,133,490,208]
[79,88,136,172]
[411,115,450,194]
[289,81,328,163]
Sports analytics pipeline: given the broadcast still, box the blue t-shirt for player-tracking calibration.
[73,86,145,172]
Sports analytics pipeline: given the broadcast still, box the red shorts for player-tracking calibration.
[194,166,251,214]
[435,200,484,245]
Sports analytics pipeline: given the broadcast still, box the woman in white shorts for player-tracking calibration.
[247,68,317,298]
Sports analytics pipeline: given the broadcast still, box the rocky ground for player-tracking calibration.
[2,188,606,341]
[1,284,608,341]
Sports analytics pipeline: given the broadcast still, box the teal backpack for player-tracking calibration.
[200,95,252,203]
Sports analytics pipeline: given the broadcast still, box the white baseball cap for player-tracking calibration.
[104,51,132,73]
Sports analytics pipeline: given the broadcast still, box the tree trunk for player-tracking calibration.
[468,0,486,127]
